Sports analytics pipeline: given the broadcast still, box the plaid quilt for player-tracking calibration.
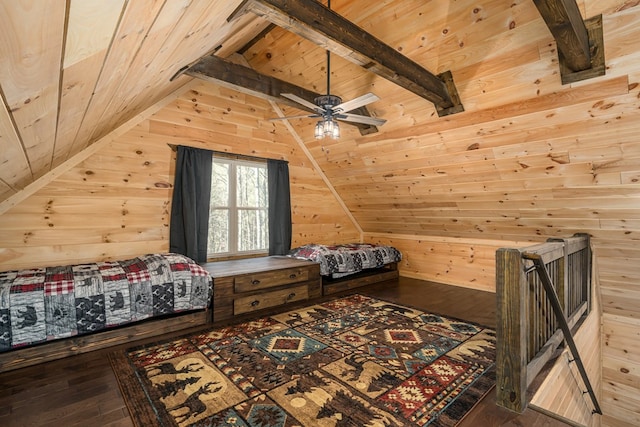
[287,243,402,278]
[0,253,212,353]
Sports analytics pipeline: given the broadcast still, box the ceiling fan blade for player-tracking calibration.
[268,114,320,122]
[333,93,380,114]
[337,113,387,127]
[281,93,325,113]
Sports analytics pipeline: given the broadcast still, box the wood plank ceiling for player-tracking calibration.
[1,1,640,425]
[0,0,268,201]
[0,0,605,203]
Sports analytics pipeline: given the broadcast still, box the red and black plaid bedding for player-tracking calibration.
[287,243,402,278]
[0,253,212,353]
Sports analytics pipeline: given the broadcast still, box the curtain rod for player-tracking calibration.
[167,144,288,164]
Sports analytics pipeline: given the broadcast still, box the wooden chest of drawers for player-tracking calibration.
[202,256,321,322]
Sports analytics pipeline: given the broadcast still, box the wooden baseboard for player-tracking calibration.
[0,310,210,373]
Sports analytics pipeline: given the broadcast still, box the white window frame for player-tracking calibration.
[208,156,268,258]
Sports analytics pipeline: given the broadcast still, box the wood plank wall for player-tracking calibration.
[365,232,529,292]
[0,81,360,270]
[0,1,639,425]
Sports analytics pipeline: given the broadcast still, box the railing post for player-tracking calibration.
[548,237,570,315]
[496,248,529,412]
[579,233,592,312]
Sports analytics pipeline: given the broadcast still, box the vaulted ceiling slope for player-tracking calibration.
[0,0,269,202]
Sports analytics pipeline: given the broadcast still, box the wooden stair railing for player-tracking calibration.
[496,234,600,415]
[524,253,601,415]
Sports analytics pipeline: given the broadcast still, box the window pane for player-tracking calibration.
[237,164,267,207]
[208,158,270,257]
[211,162,229,207]
[208,209,229,253]
[237,209,268,251]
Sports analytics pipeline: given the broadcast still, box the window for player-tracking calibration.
[208,157,268,257]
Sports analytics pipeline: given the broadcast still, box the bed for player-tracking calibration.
[287,243,401,294]
[0,253,212,371]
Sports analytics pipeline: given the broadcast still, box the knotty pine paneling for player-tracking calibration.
[364,233,532,292]
[602,313,640,427]
[0,0,266,197]
[66,0,168,157]
[0,82,360,270]
[0,1,65,179]
[0,97,31,199]
[53,0,125,169]
[0,1,639,424]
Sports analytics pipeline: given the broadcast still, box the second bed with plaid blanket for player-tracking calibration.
[287,243,402,278]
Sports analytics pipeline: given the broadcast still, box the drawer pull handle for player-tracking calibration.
[251,300,260,307]
[252,279,261,285]
[287,292,296,300]
[289,274,297,279]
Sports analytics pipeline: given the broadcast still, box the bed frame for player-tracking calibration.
[322,262,399,295]
[0,310,210,373]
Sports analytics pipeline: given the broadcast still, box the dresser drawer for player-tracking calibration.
[234,284,309,315]
[204,257,321,322]
[234,267,309,293]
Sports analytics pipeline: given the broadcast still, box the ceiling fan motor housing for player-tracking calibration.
[314,95,343,110]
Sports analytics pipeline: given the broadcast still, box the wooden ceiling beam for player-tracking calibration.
[229,0,463,117]
[533,0,605,84]
[185,55,378,135]
[533,0,590,71]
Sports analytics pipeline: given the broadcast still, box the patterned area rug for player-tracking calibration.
[109,294,495,426]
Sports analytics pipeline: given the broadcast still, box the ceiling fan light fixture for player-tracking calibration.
[314,121,324,139]
[332,121,340,139]
[315,118,340,140]
[270,0,385,136]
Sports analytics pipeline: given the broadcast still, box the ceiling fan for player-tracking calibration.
[270,1,386,139]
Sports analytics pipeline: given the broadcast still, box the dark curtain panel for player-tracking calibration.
[267,159,292,255]
[169,146,212,263]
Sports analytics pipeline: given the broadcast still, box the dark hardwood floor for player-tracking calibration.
[0,277,569,426]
